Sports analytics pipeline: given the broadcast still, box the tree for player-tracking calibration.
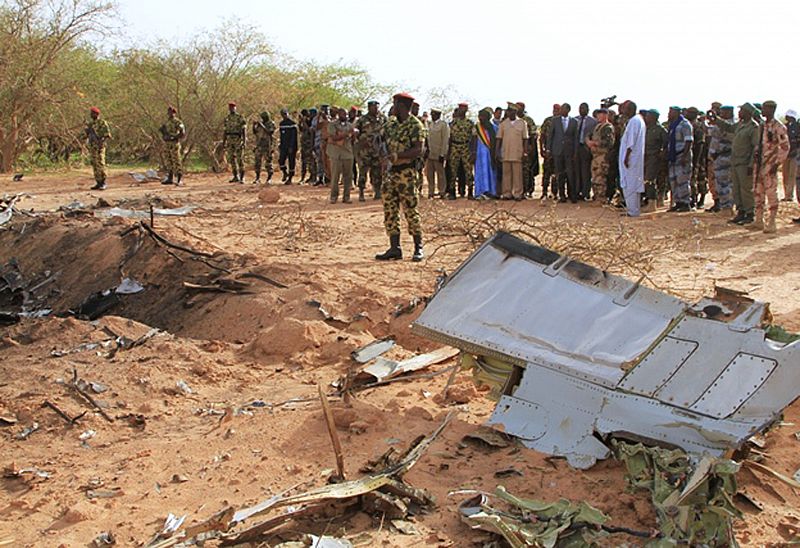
[0,0,114,172]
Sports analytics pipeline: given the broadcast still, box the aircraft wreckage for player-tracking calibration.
[412,232,800,468]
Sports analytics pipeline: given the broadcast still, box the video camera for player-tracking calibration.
[600,95,618,110]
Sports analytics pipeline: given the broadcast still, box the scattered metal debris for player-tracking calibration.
[413,232,800,468]
[68,369,113,422]
[95,205,196,219]
[115,277,145,295]
[351,338,395,364]
[3,466,50,481]
[15,422,39,440]
[392,296,427,318]
[91,531,116,546]
[357,347,459,385]
[462,427,512,449]
[176,380,193,395]
[128,169,160,183]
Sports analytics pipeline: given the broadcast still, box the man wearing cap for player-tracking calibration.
[278,109,299,184]
[495,102,529,201]
[517,102,539,198]
[376,93,425,262]
[575,102,597,201]
[159,106,185,186]
[585,108,615,202]
[354,100,387,201]
[708,106,735,212]
[782,110,799,201]
[300,109,317,183]
[425,108,449,198]
[666,106,694,212]
[539,104,560,201]
[618,101,646,216]
[448,103,476,199]
[686,107,708,208]
[252,111,276,184]
[222,102,246,183]
[713,103,759,225]
[643,110,668,209]
[752,100,790,233]
[85,107,111,190]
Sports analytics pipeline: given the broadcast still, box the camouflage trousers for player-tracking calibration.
[254,144,273,178]
[692,156,708,201]
[669,160,692,205]
[448,144,473,196]
[383,166,421,237]
[590,153,610,199]
[164,141,182,176]
[90,145,107,183]
[301,144,316,180]
[358,155,382,194]
[713,153,733,209]
[707,158,717,199]
[541,155,556,197]
[754,166,780,217]
[226,137,244,174]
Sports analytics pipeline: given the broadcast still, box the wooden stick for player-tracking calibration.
[140,221,215,258]
[42,400,85,425]
[318,383,345,480]
[70,369,114,423]
[441,361,460,401]
[149,204,154,228]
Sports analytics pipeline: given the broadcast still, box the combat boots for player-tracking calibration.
[229,171,238,183]
[254,170,261,184]
[91,180,106,190]
[412,235,424,262]
[238,171,245,183]
[161,172,174,185]
[358,188,365,202]
[764,212,777,233]
[705,200,720,213]
[728,210,745,224]
[750,209,764,230]
[375,234,402,261]
[175,174,183,187]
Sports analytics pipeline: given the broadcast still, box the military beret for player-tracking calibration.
[553,103,561,109]
[367,100,379,106]
[320,104,330,108]
[686,106,699,113]
[309,108,318,114]
[393,93,415,105]
[762,100,777,108]
[350,105,359,111]
[506,102,518,111]
[649,109,660,117]
[458,102,468,108]
[260,111,270,119]
[90,106,100,115]
[516,101,526,109]
[720,105,734,111]
[740,103,756,115]
[228,102,236,107]
[754,103,762,109]
[669,106,682,112]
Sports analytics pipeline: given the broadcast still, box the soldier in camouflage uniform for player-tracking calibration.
[517,102,539,198]
[585,108,615,201]
[708,106,735,212]
[300,109,317,183]
[667,106,694,212]
[159,106,186,186]
[222,102,246,183]
[375,93,425,262]
[85,106,111,190]
[355,100,387,201]
[686,107,708,208]
[448,103,476,199]
[412,102,427,194]
[252,111,276,183]
[539,104,560,200]
[643,109,668,209]
[753,100,790,233]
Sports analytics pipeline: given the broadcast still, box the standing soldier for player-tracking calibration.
[686,107,707,208]
[252,111,275,183]
[222,102,246,183]
[160,106,185,186]
[278,109,299,184]
[355,100,387,201]
[643,109,668,210]
[666,106,694,212]
[411,101,428,194]
[85,106,111,190]
[782,109,799,201]
[539,104,559,200]
[714,102,760,226]
[300,108,318,183]
[585,108,615,202]
[376,93,425,262]
[448,102,476,199]
[708,106,735,213]
[517,102,539,198]
[315,105,331,185]
[753,100,790,233]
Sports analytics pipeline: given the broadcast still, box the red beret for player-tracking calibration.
[228,102,236,107]
[458,102,468,108]
[553,103,561,109]
[90,106,100,114]
[393,92,415,102]
[350,105,358,111]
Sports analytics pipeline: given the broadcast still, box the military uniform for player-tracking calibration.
[383,115,424,237]
[252,113,276,182]
[448,117,475,197]
[539,115,557,198]
[644,122,668,204]
[300,115,316,182]
[668,116,694,208]
[355,110,388,200]
[85,114,111,188]
[716,110,759,221]
[521,114,539,197]
[587,121,615,200]
[609,113,628,202]
[223,110,246,181]
[691,119,708,206]
[709,118,734,210]
[755,116,790,231]
[414,115,429,193]
[160,115,185,184]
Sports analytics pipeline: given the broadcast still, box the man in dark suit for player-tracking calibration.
[575,102,597,200]
[547,103,579,202]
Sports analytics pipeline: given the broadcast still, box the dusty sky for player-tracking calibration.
[116,0,798,121]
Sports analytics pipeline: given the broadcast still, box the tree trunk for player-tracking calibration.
[0,116,20,173]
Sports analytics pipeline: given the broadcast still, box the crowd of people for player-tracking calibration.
[81,95,799,259]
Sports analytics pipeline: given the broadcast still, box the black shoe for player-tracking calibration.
[175,174,183,187]
[91,181,107,190]
[229,175,238,183]
[674,203,691,212]
[447,194,456,201]
[558,197,567,203]
[737,213,754,225]
[412,235,424,262]
[792,217,800,224]
[161,173,174,185]
[728,211,745,224]
[376,234,402,261]
[705,204,721,213]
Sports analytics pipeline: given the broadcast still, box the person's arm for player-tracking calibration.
[441,123,450,162]
[495,122,504,161]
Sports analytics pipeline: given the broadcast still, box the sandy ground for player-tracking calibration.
[1,167,800,547]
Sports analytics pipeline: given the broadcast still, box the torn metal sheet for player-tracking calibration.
[95,205,196,219]
[0,207,11,226]
[351,338,395,364]
[361,346,458,382]
[412,232,800,467]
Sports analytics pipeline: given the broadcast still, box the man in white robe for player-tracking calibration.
[618,101,646,217]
